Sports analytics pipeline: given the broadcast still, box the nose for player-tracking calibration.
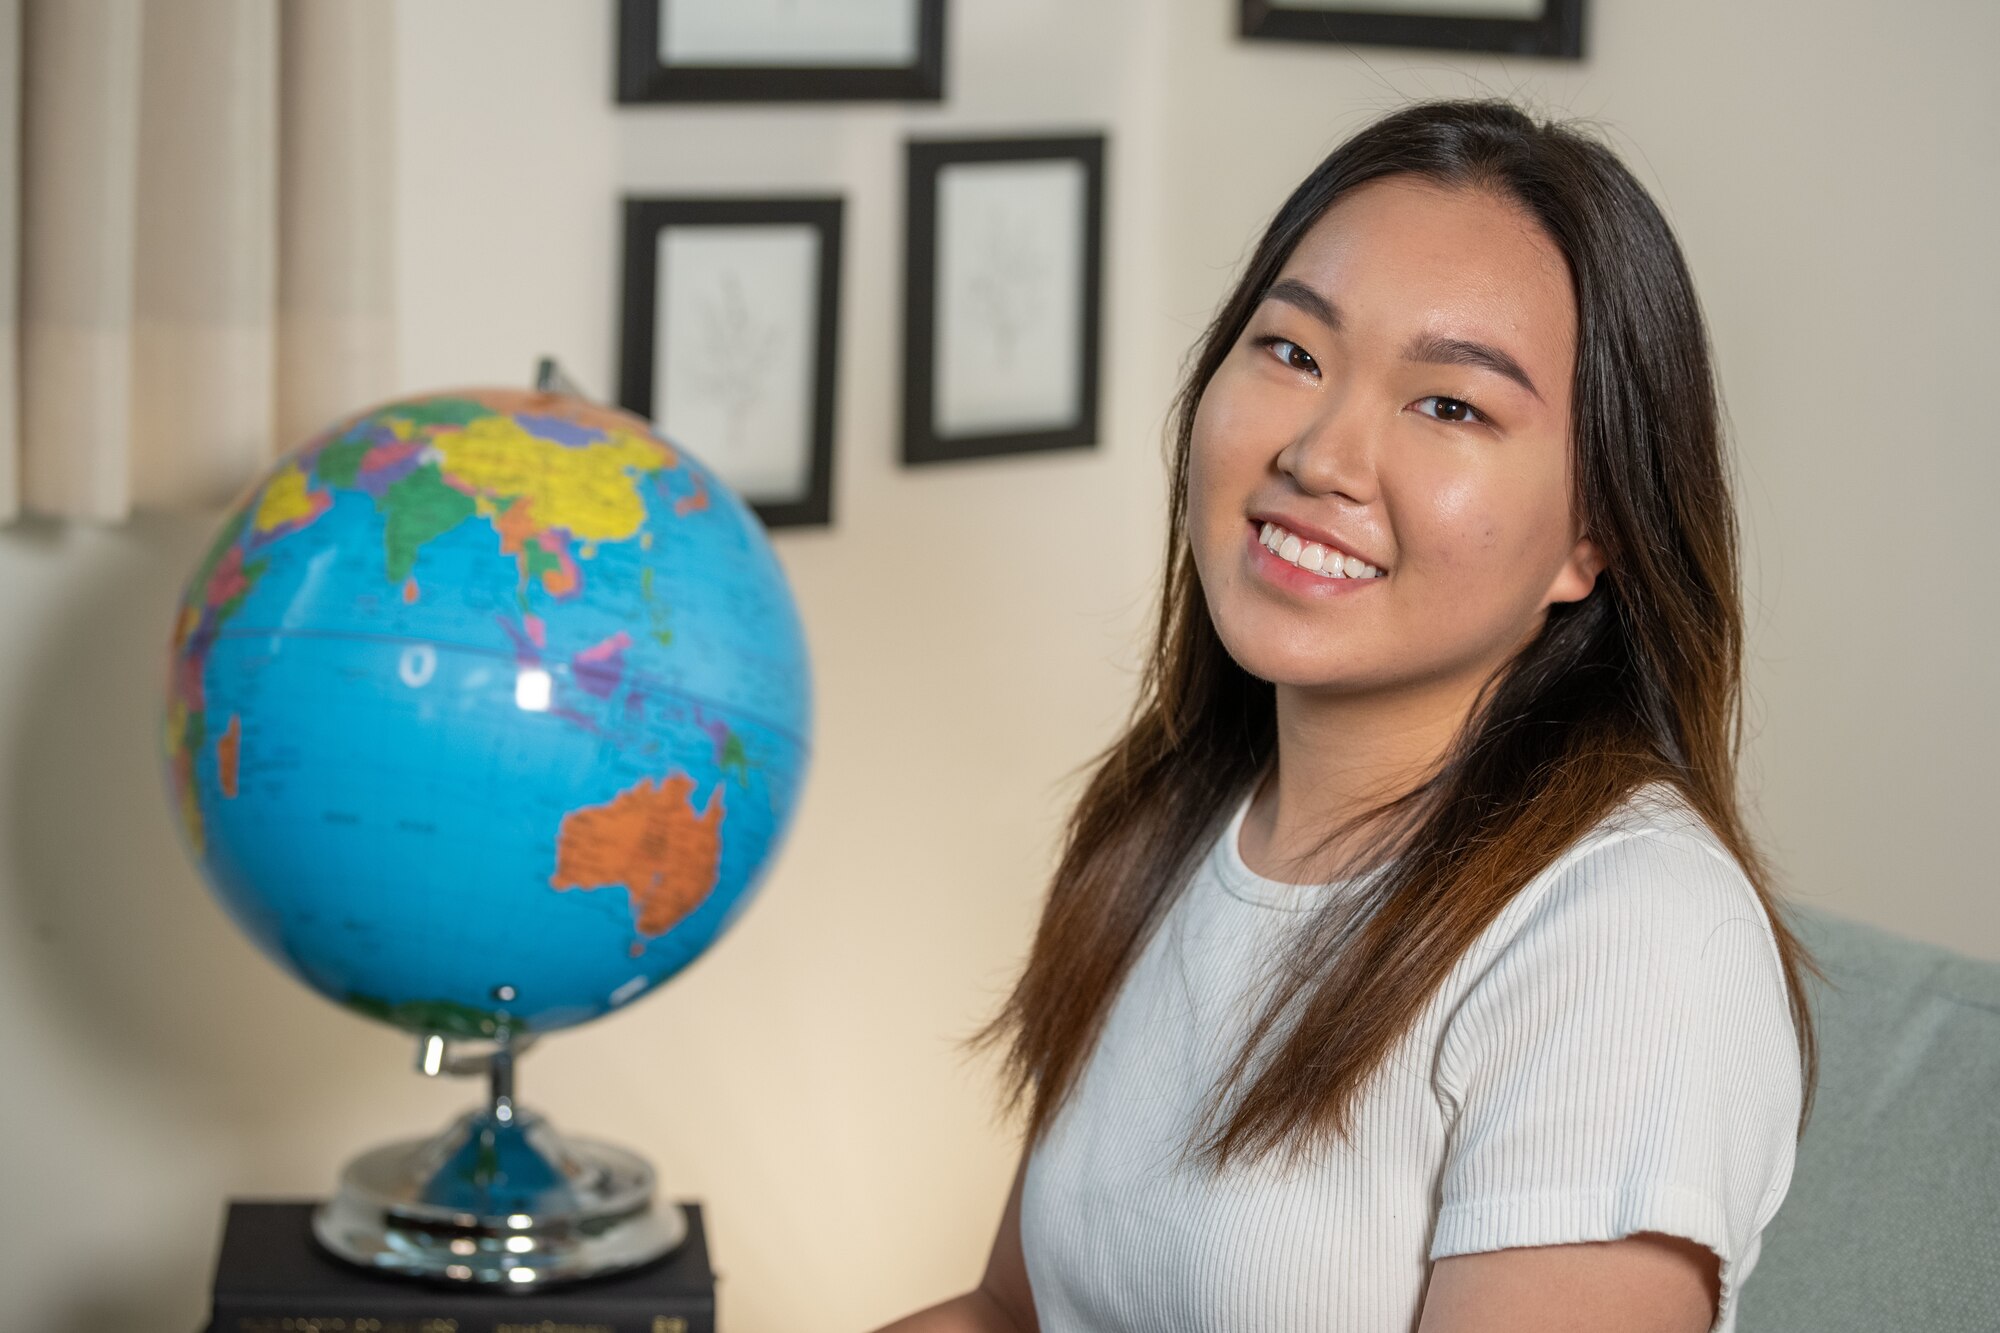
[1273,386,1380,506]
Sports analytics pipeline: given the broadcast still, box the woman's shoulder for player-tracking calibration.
[1576,776,1731,858]
[1437,777,1801,1091]
[1557,778,1754,896]
[1477,779,1782,978]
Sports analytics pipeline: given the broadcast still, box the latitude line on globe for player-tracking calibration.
[212,623,810,752]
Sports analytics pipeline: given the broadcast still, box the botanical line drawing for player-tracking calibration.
[685,269,779,454]
[961,206,1051,372]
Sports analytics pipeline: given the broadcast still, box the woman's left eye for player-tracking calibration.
[1412,395,1488,427]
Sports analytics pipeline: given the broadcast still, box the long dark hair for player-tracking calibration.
[965,96,1820,1175]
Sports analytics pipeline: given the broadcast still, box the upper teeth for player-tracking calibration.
[1259,522,1383,579]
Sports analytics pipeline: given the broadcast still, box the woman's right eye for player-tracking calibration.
[1254,335,1319,376]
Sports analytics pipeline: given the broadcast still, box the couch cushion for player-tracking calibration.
[1736,903,2000,1331]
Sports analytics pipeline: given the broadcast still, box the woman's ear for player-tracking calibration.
[1547,534,1607,607]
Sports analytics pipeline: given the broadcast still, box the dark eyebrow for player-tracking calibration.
[1404,330,1544,404]
[1263,276,1342,331]
[1259,277,1544,403]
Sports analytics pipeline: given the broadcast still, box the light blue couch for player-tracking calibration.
[1736,905,2000,1330]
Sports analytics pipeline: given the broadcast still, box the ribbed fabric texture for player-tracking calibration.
[1019,781,1803,1333]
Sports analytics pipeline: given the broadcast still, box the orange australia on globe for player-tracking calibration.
[551,773,726,956]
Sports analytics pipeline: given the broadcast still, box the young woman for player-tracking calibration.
[873,96,1817,1333]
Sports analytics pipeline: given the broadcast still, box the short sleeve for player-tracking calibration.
[1429,826,1804,1332]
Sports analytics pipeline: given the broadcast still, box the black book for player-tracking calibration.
[204,1198,717,1333]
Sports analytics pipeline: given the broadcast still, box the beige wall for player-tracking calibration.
[0,1,1992,1330]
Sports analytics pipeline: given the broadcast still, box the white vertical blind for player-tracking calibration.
[276,0,396,457]
[18,0,144,522]
[4,0,395,524]
[130,0,278,510]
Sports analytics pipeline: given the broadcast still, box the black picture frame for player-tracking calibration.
[616,0,947,103]
[1239,0,1585,59]
[617,196,843,530]
[902,134,1107,467]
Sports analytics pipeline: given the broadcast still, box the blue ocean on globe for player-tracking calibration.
[160,387,811,1037]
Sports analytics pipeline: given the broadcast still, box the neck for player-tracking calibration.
[1243,668,1492,884]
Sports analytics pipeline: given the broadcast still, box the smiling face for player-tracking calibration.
[1187,173,1603,704]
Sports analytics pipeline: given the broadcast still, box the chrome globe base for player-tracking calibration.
[312,1033,686,1288]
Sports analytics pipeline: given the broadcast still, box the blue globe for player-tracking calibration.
[159,387,811,1037]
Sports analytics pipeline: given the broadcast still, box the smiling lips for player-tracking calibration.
[1255,520,1386,580]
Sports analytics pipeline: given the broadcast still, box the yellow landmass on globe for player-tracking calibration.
[253,460,332,536]
[430,415,670,544]
[549,773,725,953]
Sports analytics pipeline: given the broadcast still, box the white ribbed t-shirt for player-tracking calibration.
[1019,780,1802,1333]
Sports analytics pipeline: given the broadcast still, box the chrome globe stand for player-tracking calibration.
[312,1030,687,1289]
